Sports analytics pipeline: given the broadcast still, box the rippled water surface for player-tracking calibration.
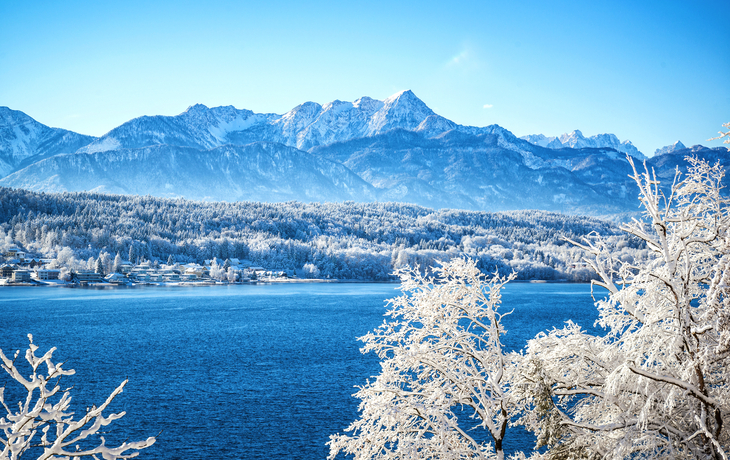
[0,282,602,459]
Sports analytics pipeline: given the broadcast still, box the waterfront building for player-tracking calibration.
[1,264,14,279]
[75,271,104,282]
[12,270,31,282]
[35,269,60,280]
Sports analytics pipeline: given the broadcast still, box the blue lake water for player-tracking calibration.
[0,282,603,459]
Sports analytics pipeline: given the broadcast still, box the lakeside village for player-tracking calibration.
[0,246,307,287]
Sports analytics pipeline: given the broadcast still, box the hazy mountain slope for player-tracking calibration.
[312,129,639,214]
[0,143,378,202]
[647,145,730,184]
[76,105,277,153]
[0,107,96,177]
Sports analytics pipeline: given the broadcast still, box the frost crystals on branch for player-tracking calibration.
[709,122,730,144]
[328,259,516,460]
[0,335,156,460]
[516,156,729,459]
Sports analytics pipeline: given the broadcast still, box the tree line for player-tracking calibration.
[0,188,644,280]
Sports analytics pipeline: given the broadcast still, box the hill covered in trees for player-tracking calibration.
[0,187,645,281]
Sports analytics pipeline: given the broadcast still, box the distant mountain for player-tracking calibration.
[654,140,686,156]
[0,143,376,202]
[312,128,656,214]
[0,107,96,177]
[78,90,442,154]
[1,92,725,216]
[520,134,564,150]
[521,130,646,160]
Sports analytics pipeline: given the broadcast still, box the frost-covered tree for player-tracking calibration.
[0,335,155,459]
[710,122,730,144]
[95,258,104,275]
[99,251,112,275]
[516,157,730,458]
[50,247,76,270]
[303,263,320,279]
[113,252,123,273]
[227,267,237,282]
[128,246,137,266]
[329,259,516,460]
[209,260,225,281]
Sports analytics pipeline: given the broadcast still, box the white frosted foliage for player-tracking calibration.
[329,259,516,460]
[514,156,730,458]
[0,335,155,459]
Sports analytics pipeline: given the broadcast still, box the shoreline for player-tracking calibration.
[0,278,588,288]
[0,278,400,288]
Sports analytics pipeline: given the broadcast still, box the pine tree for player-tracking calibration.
[113,253,122,273]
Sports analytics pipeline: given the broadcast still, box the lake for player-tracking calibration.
[0,282,602,459]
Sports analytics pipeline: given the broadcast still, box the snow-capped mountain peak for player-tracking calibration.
[521,130,646,159]
[0,106,96,175]
[654,140,686,156]
[321,99,354,113]
[353,96,385,112]
[77,104,262,153]
[519,134,560,149]
[184,103,209,114]
[367,90,435,135]
[70,90,444,155]
[3,95,726,217]
[559,130,585,145]
[276,101,324,139]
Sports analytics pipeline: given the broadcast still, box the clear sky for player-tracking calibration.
[1,0,728,156]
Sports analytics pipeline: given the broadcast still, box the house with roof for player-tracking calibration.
[4,247,24,259]
[34,269,60,280]
[1,264,14,279]
[184,264,209,279]
[12,270,31,282]
[75,271,104,283]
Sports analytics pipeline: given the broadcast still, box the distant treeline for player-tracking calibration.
[0,187,647,280]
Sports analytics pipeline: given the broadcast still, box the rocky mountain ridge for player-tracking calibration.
[0,92,725,216]
[654,140,687,156]
[520,130,646,160]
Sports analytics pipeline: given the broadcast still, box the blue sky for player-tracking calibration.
[1,0,728,156]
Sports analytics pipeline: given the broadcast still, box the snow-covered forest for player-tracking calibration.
[0,187,645,280]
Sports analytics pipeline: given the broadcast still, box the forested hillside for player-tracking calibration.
[0,187,645,280]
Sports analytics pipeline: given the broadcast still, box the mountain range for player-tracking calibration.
[519,131,646,160]
[0,91,726,216]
